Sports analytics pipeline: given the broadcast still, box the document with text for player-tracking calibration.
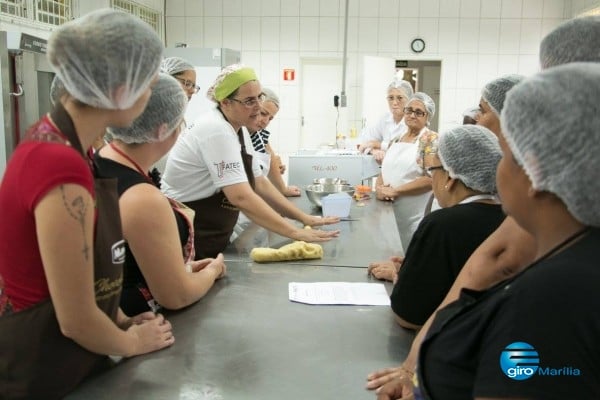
[288,282,390,306]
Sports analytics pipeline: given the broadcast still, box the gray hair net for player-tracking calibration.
[540,16,600,69]
[161,57,195,76]
[262,87,280,108]
[407,92,435,123]
[47,9,163,110]
[462,106,480,120]
[108,74,187,144]
[49,75,65,106]
[438,125,501,194]
[388,79,414,98]
[481,74,525,116]
[501,63,600,227]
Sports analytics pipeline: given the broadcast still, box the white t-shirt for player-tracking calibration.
[360,112,407,151]
[161,107,262,202]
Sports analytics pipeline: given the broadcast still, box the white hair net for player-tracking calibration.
[388,79,414,98]
[462,106,480,120]
[161,57,195,76]
[108,74,187,144]
[408,92,435,123]
[49,75,65,106]
[540,16,600,69]
[262,87,280,108]
[47,9,163,110]
[481,75,525,116]
[438,125,501,194]
[501,63,600,227]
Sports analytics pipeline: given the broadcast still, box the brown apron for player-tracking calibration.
[185,128,255,259]
[0,105,125,400]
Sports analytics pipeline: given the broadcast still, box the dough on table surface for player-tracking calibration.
[250,241,323,262]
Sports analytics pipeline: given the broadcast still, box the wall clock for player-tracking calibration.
[411,38,425,53]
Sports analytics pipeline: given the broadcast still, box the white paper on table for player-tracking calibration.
[288,282,390,306]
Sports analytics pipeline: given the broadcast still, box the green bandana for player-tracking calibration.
[214,68,258,101]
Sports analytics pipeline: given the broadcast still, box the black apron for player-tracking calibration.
[0,105,125,400]
[185,128,255,259]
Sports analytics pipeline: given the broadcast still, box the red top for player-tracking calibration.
[0,115,94,312]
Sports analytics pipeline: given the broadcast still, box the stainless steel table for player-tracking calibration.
[225,195,403,267]
[67,262,414,399]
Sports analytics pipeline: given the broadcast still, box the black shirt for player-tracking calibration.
[416,228,600,400]
[391,202,505,326]
[95,154,189,314]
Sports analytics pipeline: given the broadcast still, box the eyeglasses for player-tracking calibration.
[174,77,200,93]
[404,107,427,118]
[387,95,406,103]
[425,165,444,177]
[230,93,266,108]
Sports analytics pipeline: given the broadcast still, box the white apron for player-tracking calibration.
[381,133,431,252]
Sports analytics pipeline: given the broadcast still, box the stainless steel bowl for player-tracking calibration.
[312,177,349,185]
[305,183,355,207]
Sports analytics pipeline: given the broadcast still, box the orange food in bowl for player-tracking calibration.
[355,185,371,194]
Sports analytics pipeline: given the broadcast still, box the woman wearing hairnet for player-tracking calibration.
[0,9,173,399]
[161,56,200,100]
[358,78,414,163]
[380,126,505,330]
[382,63,600,400]
[161,64,339,259]
[95,74,226,315]
[249,87,300,197]
[375,92,436,253]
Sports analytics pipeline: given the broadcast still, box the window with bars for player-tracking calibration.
[111,0,162,38]
[0,0,72,25]
[35,0,71,25]
[0,0,28,18]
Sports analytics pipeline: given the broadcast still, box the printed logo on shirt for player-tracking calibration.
[111,239,126,264]
[213,161,241,179]
[500,342,581,380]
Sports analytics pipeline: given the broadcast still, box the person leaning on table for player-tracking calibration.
[249,87,301,197]
[161,64,340,259]
[379,62,600,400]
[0,9,174,399]
[358,78,414,164]
[389,125,505,330]
[96,73,226,316]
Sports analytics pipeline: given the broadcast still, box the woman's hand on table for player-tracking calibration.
[368,256,403,282]
[292,226,340,243]
[284,185,301,197]
[189,253,227,279]
[302,215,340,227]
[375,375,415,400]
[117,310,157,330]
[127,313,175,356]
[376,184,397,201]
[367,364,415,395]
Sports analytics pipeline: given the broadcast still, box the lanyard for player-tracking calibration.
[457,194,498,205]
[109,143,151,183]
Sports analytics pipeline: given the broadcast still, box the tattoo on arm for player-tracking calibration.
[60,185,91,261]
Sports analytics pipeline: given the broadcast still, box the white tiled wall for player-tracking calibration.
[5,0,595,155]
[163,0,580,153]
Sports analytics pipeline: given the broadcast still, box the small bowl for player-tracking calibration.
[305,183,355,207]
[312,177,349,185]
